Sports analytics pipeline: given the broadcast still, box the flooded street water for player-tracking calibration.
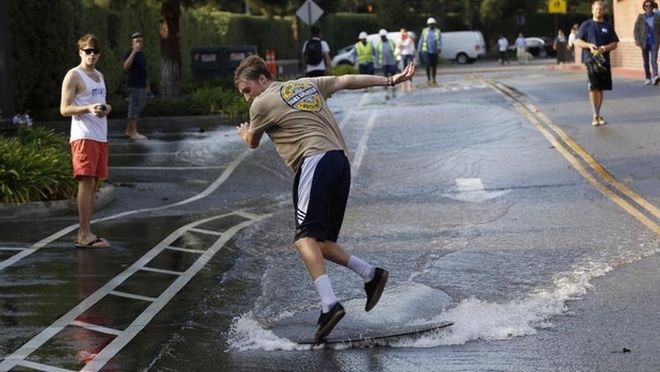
[2,66,659,371]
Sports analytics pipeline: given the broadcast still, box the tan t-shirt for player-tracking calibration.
[248,77,348,171]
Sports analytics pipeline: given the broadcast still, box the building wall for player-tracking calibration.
[612,0,643,70]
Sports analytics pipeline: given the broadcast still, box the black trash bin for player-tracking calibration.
[191,45,257,80]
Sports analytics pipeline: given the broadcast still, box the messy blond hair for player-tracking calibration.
[234,55,272,87]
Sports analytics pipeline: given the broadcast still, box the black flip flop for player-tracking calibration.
[74,236,110,249]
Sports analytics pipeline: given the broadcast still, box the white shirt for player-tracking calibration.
[70,67,108,143]
[497,37,509,52]
[568,32,577,48]
[397,37,416,56]
[302,38,330,72]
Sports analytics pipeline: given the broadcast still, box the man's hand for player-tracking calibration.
[236,122,249,140]
[391,62,416,85]
[92,104,111,117]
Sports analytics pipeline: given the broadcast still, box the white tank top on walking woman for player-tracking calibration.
[70,66,108,143]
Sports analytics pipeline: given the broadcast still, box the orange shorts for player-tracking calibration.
[70,139,108,179]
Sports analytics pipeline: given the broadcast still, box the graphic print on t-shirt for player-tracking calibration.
[280,80,322,112]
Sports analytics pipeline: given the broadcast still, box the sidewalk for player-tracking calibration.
[548,61,645,80]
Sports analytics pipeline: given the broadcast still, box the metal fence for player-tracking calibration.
[274,59,303,80]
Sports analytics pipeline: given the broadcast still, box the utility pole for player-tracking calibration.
[0,0,14,118]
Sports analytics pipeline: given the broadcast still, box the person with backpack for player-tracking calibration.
[302,26,332,77]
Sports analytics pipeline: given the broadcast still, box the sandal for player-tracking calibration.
[74,236,111,249]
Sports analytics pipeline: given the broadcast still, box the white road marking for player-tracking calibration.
[351,111,377,179]
[70,320,122,336]
[0,211,270,371]
[0,149,252,272]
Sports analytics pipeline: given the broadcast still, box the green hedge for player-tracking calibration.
[7,2,414,120]
[0,126,76,203]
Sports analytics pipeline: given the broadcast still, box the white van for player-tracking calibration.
[439,31,486,64]
[331,31,417,67]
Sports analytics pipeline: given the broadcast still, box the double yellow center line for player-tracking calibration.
[483,78,659,235]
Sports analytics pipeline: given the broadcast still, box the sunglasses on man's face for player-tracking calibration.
[81,48,100,55]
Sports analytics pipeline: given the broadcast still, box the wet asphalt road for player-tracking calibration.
[1,60,659,371]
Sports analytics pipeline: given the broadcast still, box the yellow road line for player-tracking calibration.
[483,79,659,235]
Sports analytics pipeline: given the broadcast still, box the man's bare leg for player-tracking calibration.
[76,177,109,247]
[295,237,329,280]
[124,119,146,139]
[588,89,605,124]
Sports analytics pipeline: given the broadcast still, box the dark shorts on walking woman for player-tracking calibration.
[234,56,416,341]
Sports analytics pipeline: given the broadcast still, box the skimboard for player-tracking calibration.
[267,282,454,346]
[281,320,453,345]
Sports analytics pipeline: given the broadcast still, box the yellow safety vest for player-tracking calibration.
[376,39,396,65]
[355,41,374,64]
[421,27,441,52]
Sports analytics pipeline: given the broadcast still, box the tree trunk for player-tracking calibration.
[0,0,14,118]
[159,0,181,98]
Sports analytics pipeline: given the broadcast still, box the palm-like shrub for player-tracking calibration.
[0,127,77,203]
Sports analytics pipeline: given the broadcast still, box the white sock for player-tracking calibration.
[348,255,375,282]
[314,274,338,313]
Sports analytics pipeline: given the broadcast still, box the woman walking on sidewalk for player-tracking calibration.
[633,0,660,85]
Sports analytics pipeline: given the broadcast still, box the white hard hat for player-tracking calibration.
[378,28,388,36]
[359,31,368,39]
[427,17,437,25]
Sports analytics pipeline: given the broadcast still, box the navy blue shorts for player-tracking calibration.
[587,66,612,91]
[293,150,350,242]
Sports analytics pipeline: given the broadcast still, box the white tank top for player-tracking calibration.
[70,67,108,143]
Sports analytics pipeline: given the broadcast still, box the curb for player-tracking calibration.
[0,184,115,220]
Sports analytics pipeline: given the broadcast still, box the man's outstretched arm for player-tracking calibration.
[330,63,416,93]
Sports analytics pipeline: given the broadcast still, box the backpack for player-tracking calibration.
[304,39,323,65]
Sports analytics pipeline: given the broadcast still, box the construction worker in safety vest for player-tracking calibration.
[376,28,397,98]
[417,17,442,85]
[353,31,375,75]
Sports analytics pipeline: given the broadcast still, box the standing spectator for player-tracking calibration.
[122,32,149,140]
[567,23,579,62]
[376,28,397,97]
[497,35,510,65]
[418,17,441,85]
[634,0,660,85]
[302,26,332,77]
[233,56,416,341]
[554,30,567,63]
[515,33,528,64]
[396,28,416,92]
[574,0,619,126]
[60,34,112,249]
[353,31,375,75]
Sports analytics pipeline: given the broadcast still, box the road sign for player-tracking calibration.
[296,0,323,26]
[548,0,567,14]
